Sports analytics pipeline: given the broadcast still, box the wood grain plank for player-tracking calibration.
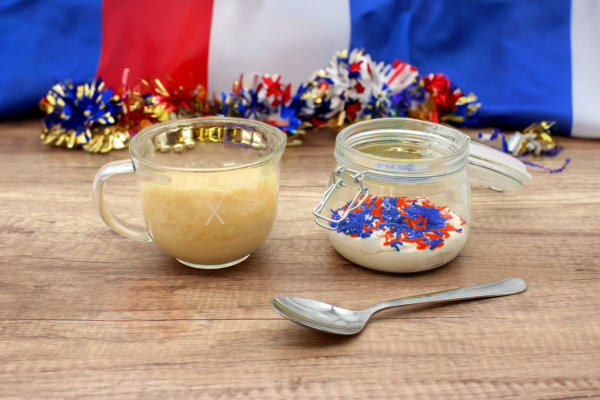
[0,120,599,399]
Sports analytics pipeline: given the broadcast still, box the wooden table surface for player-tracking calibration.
[1,120,599,400]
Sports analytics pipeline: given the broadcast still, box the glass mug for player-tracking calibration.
[93,117,286,269]
[313,118,531,273]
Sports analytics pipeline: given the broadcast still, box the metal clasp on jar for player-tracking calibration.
[312,165,372,231]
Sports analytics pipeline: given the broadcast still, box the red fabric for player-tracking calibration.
[96,0,214,89]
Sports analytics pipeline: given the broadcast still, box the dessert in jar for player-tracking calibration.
[313,118,531,273]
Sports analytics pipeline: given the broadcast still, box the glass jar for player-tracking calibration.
[313,118,531,273]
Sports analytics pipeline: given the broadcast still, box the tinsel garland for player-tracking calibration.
[478,122,570,173]
[40,48,481,153]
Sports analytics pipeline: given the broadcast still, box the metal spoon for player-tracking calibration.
[271,277,526,335]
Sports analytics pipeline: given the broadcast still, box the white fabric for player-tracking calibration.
[207,0,351,96]
[571,0,600,138]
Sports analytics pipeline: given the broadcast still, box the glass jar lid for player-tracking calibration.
[467,141,532,191]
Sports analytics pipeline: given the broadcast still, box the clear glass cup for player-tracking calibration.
[93,117,286,269]
[313,118,531,273]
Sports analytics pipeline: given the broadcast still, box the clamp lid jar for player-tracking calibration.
[313,118,531,273]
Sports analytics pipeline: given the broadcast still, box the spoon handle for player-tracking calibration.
[367,277,526,314]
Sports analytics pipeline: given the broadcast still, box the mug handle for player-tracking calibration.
[93,159,152,242]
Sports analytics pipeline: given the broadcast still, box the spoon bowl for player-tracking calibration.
[271,277,527,335]
[271,297,367,335]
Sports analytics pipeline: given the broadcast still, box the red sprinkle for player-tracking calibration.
[431,241,445,250]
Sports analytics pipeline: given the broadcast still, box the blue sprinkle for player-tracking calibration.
[390,241,403,251]
[429,238,444,250]
[457,229,462,233]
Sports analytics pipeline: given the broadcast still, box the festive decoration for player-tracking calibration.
[330,195,465,252]
[40,79,123,152]
[39,49,480,152]
[478,121,570,173]
[520,158,571,173]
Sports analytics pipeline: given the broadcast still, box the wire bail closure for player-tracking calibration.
[312,165,370,230]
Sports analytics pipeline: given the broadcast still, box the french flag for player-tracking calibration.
[1,0,598,137]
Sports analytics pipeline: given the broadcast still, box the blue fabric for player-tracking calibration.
[350,0,573,135]
[0,0,102,117]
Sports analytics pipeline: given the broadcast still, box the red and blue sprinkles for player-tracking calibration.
[330,195,465,252]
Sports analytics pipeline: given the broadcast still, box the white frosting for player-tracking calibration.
[327,207,467,273]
